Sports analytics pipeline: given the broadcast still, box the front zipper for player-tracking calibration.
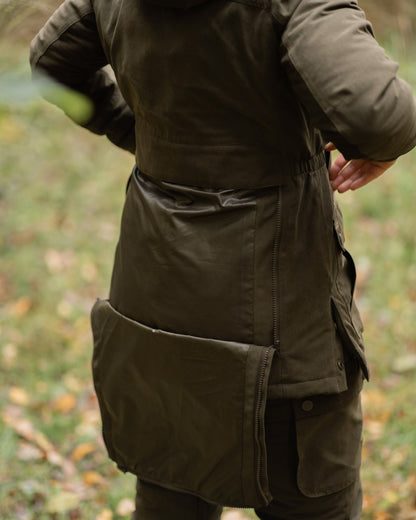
[271,188,282,351]
[249,187,282,502]
[249,187,282,503]
[254,345,273,503]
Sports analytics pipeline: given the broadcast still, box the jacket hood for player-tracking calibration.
[145,0,209,9]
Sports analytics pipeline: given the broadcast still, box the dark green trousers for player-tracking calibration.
[131,363,363,520]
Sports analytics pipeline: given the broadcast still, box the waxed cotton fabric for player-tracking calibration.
[294,363,363,497]
[91,298,274,507]
[108,167,363,398]
[130,363,364,518]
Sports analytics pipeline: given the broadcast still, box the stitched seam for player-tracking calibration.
[33,8,95,68]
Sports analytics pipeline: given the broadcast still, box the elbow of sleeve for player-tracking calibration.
[359,98,416,161]
[334,83,416,161]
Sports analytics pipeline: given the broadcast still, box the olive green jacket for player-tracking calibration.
[31,0,416,507]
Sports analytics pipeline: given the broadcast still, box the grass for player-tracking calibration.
[1,43,416,519]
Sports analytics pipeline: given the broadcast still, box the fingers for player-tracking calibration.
[330,159,365,191]
[326,143,396,192]
[330,159,395,192]
[328,153,350,181]
[324,142,337,152]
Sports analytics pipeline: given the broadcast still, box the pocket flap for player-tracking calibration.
[91,299,274,508]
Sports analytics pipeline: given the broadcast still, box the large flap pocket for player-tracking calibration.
[91,299,274,508]
[295,367,363,497]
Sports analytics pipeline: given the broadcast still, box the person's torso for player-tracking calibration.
[93,0,323,188]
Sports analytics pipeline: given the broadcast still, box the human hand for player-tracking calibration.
[325,143,396,193]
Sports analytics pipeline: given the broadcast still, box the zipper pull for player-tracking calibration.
[272,339,280,357]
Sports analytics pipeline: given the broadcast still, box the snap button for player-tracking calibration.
[337,360,345,370]
[301,400,314,412]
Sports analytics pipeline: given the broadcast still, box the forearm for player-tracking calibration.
[30,0,135,153]
[277,0,416,162]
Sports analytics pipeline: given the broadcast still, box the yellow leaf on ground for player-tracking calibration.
[2,343,18,368]
[365,419,385,441]
[0,116,25,143]
[384,489,400,505]
[362,493,374,510]
[46,491,79,513]
[10,297,32,317]
[17,441,44,461]
[116,498,135,516]
[96,509,113,520]
[71,442,96,461]
[81,261,98,282]
[57,299,73,318]
[374,512,393,520]
[53,393,76,413]
[44,248,75,273]
[83,471,104,486]
[2,407,76,477]
[9,386,30,406]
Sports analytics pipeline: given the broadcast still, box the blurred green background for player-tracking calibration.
[1,1,416,519]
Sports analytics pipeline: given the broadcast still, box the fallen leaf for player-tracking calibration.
[63,374,84,392]
[10,297,32,317]
[75,409,101,437]
[57,299,73,318]
[96,509,113,520]
[36,381,48,394]
[17,441,44,461]
[81,261,98,282]
[9,386,30,406]
[355,256,372,296]
[0,115,25,143]
[384,489,400,505]
[365,420,385,441]
[2,408,76,477]
[46,491,80,513]
[71,442,96,461]
[389,294,403,311]
[2,343,18,368]
[44,248,75,273]
[116,498,135,516]
[391,354,416,374]
[362,493,374,510]
[388,446,410,467]
[362,388,392,423]
[53,393,76,413]
[83,471,104,486]
[374,512,393,520]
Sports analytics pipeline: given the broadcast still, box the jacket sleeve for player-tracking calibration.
[275,0,416,161]
[30,0,135,154]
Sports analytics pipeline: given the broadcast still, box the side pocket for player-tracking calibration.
[91,298,274,508]
[332,201,369,380]
[331,300,368,381]
[295,366,363,497]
